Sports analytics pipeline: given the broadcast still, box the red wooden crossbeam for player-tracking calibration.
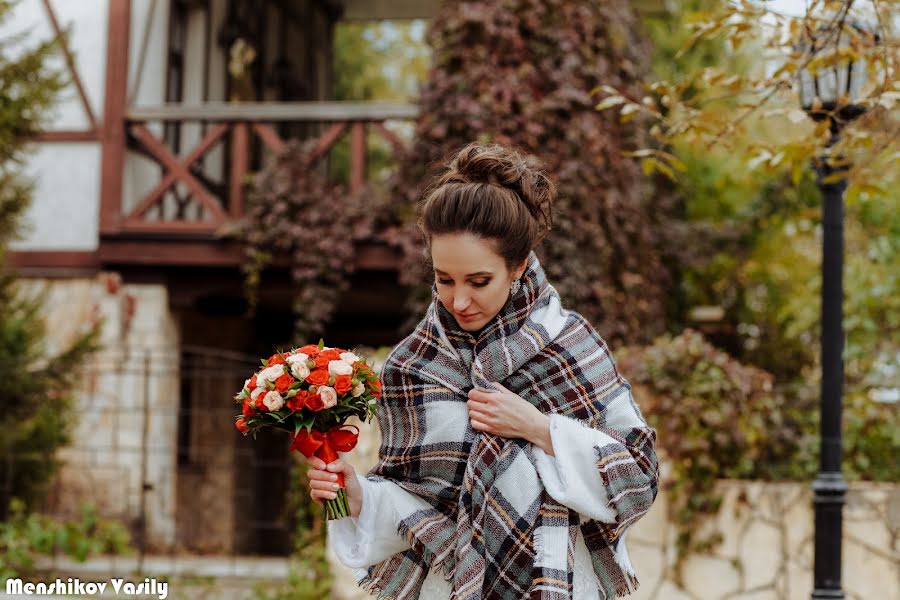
[252,123,286,154]
[126,123,229,225]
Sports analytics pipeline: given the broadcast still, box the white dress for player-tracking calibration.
[328,414,636,599]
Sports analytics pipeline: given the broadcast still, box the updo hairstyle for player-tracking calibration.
[418,143,556,269]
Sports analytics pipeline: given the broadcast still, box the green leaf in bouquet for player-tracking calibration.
[297,412,315,434]
[261,358,269,367]
[318,338,325,350]
[272,410,291,423]
[285,388,298,398]
[290,380,304,389]
[265,379,276,390]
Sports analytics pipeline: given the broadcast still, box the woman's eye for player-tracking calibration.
[436,278,489,287]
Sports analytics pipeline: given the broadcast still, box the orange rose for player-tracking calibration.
[320,348,343,360]
[314,354,330,369]
[255,393,268,411]
[268,353,287,366]
[305,369,330,386]
[235,418,249,433]
[274,373,294,394]
[297,344,319,357]
[247,374,257,391]
[242,399,256,417]
[287,390,308,412]
[333,375,353,395]
[305,393,325,412]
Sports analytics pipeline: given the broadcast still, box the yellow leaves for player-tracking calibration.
[595,95,627,111]
[626,149,688,181]
[619,103,641,123]
[846,182,885,205]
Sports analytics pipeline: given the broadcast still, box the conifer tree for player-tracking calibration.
[0,4,99,519]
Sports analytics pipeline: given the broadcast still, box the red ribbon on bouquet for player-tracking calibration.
[290,424,360,487]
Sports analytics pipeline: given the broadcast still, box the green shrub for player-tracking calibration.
[0,498,132,582]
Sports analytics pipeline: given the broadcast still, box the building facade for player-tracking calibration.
[4,0,436,555]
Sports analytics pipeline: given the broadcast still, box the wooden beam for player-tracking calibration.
[371,122,408,157]
[252,123,286,154]
[98,239,244,267]
[119,221,222,235]
[229,123,248,218]
[94,238,402,270]
[99,0,131,234]
[124,123,229,221]
[41,0,100,130]
[6,251,100,274]
[309,122,347,163]
[126,102,419,122]
[350,122,366,193]
[31,130,99,142]
[129,124,228,223]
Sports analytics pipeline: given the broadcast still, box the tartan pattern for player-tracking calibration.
[359,252,658,599]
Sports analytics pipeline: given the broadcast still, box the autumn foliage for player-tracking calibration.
[381,0,681,345]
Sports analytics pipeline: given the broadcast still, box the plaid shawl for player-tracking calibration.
[359,252,658,599]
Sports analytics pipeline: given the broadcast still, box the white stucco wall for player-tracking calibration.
[2,0,109,251]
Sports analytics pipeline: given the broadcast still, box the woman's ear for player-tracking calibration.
[513,258,528,280]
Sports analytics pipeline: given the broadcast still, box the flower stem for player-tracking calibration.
[325,488,350,520]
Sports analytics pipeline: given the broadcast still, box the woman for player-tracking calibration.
[306,143,659,599]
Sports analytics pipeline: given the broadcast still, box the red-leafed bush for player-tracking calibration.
[380,0,680,345]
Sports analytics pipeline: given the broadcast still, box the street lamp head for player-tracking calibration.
[796,19,878,124]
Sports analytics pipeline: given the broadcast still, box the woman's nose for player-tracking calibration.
[453,294,471,312]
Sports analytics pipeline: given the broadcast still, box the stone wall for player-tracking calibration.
[327,424,899,600]
[17,274,181,552]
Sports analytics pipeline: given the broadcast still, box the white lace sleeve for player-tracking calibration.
[326,474,416,568]
[531,414,618,523]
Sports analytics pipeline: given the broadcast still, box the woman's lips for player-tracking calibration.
[457,312,480,322]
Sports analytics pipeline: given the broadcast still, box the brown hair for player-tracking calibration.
[418,143,556,269]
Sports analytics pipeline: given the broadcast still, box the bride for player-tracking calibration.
[305,143,659,599]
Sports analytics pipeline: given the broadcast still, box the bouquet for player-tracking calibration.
[234,340,380,519]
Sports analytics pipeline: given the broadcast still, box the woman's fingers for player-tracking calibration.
[309,478,342,491]
[307,468,339,483]
[310,488,338,502]
[305,456,327,470]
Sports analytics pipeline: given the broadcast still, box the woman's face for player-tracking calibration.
[430,233,526,333]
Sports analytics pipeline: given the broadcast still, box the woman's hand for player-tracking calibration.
[305,456,363,518]
[467,382,554,455]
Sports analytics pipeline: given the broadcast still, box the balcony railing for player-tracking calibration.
[118,102,418,236]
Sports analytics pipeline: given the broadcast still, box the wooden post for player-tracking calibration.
[99,0,131,234]
[230,123,249,218]
[350,122,366,194]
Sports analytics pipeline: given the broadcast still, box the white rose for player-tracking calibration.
[328,360,353,377]
[339,351,360,364]
[286,352,308,365]
[290,361,310,381]
[250,386,265,405]
[318,386,338,409]
[258,364,286,383]
[351,382,366,397]
[262,390,284,411]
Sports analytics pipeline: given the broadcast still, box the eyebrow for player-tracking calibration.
[434,269,493,277]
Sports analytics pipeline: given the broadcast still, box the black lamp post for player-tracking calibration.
[796,20,874,600]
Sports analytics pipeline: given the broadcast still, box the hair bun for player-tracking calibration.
[440,143,555,238]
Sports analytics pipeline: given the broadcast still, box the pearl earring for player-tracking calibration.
[510,278,521,294]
